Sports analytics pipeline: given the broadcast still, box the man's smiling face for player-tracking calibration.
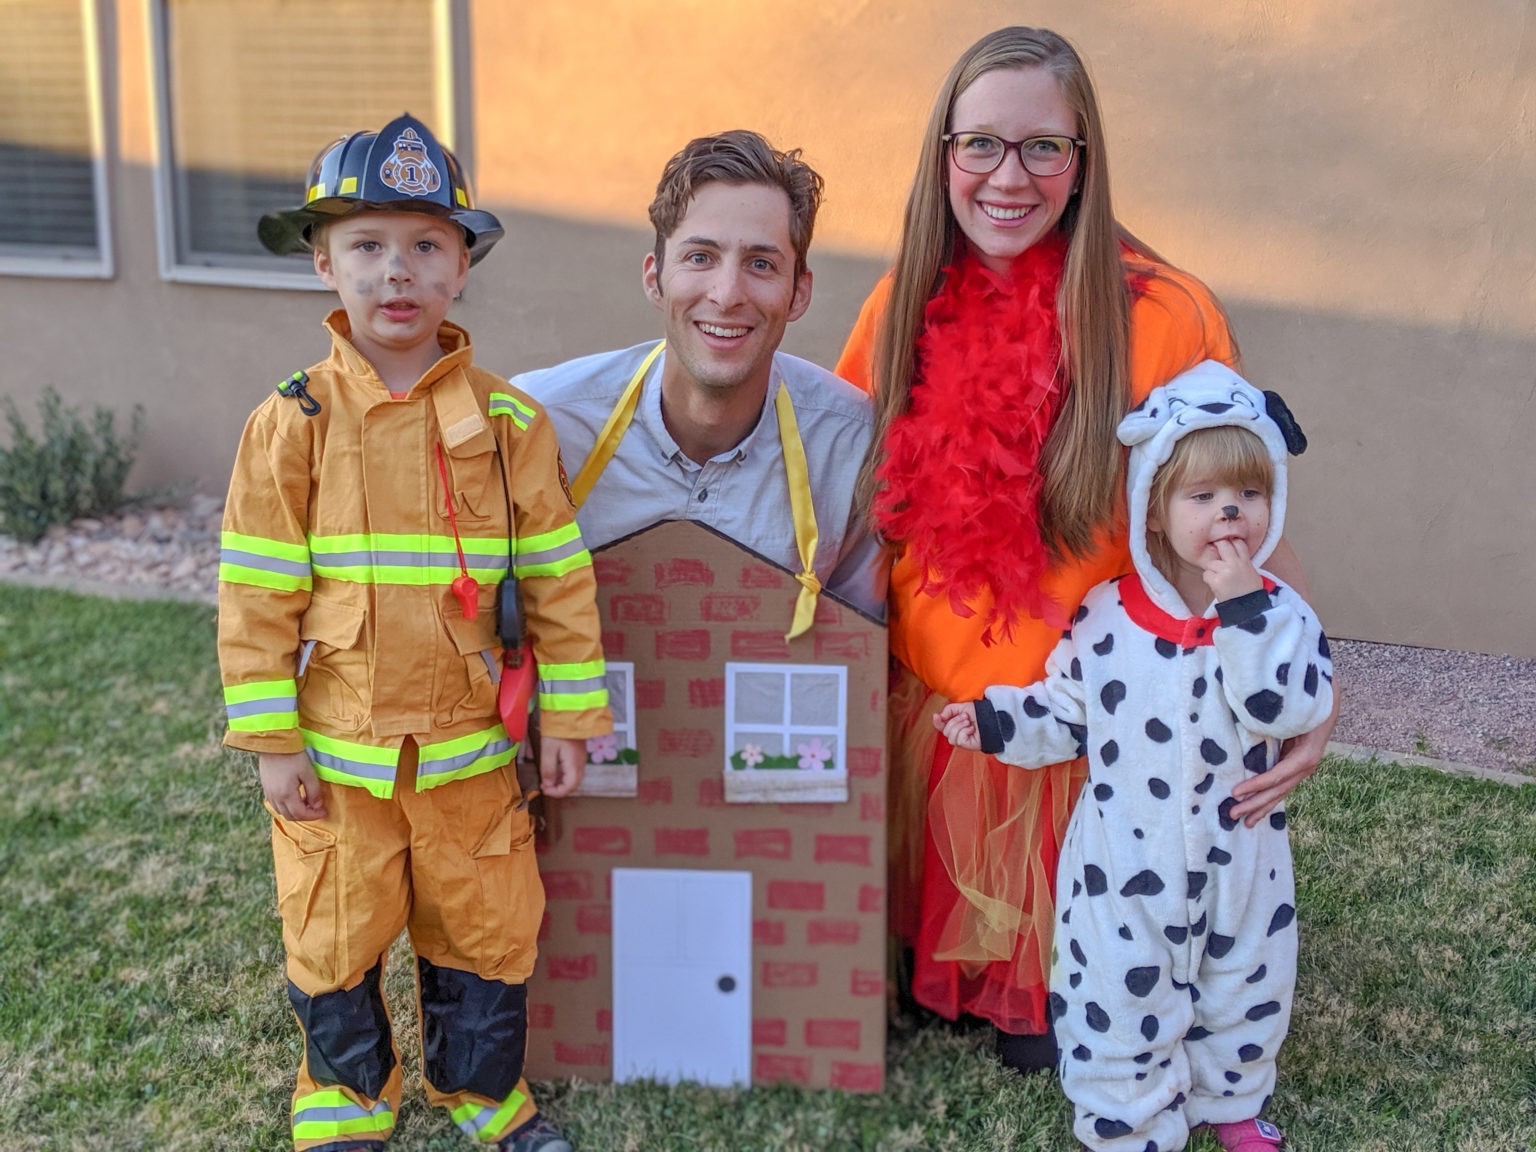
[643,180,812,400]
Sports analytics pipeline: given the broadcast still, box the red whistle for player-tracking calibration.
[452,573,480,619]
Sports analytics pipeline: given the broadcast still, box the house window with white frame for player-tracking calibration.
[576,661,638,797]
[150,0,461,288]
[0,0,112,278]
[723,662,848,804]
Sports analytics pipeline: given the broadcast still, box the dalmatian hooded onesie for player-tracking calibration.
[970,361,1333,1152]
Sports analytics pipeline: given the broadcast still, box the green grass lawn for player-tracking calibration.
[1,584,1532,1152]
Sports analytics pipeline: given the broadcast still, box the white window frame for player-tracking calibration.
[146,0,469,290]
[574,661,638,798]
[723,661,849,804]
[0,0,114,280]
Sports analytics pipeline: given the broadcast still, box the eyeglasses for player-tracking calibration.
[942,132,1085,177]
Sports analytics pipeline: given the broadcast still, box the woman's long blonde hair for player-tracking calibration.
[857,27,1143,560]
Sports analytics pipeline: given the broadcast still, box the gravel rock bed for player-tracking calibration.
[2,499,1531,777]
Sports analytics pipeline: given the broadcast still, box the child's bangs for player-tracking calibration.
[1159,426,1274,494]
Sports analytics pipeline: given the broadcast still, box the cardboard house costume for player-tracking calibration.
[970,364,1333,1150]
[524,519,889,1093]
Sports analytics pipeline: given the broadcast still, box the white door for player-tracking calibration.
[611,868,752,1086]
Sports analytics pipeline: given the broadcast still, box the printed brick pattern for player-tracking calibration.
[734,828,792,860]
[688,678,726,709]
[655,827,710,856]
[702,593,761,621]
[522,520,889,1092]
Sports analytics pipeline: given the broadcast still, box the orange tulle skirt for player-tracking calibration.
[887,663,1088,1034]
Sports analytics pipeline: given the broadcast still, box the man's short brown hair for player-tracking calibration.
[648,129,824,280]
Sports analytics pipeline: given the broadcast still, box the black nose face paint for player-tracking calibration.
[1221,505,1239,521]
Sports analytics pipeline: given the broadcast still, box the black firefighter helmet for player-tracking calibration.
[257,113,503,266]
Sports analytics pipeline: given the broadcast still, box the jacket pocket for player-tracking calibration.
[437,440,502,527]
[298,594,368,729]
[435,588,502,726]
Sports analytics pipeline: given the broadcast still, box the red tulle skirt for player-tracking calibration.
[888,663,1087,1034]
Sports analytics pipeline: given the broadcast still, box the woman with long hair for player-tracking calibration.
[836,26,1335,1074]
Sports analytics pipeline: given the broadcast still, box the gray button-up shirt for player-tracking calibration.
[512,341,887,620]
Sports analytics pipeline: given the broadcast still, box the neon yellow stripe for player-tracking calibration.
[292,1113,394,1141]
[291,1089,394,1141]
[538,689,608,711]
[223,679,296,704]
[303,730,397,765]
[450,1088,527,1141]
[311,562,506,586]
[514,551,591,579]
[302,729,398,799]
[418,725,505,760]
[417,744,515,792]
[222,531,309,562]
[309,532,509,555]
[537,660,606,679]
[488,392,537,430]
[219,563,312,592]
[514,521,582,552]
[292,1117,392,1141]
[295,1089,353,1109]
[417,724,516,792]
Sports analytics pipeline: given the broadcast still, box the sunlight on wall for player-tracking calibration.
[470,0,1536,336]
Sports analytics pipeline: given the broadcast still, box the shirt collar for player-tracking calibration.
[633,344,778,468]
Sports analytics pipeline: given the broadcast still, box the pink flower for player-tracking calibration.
[586,733,619,764]
[741,743,764,767]
[796,737,832,770]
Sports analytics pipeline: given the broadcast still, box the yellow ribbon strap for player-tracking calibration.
[569,340,667,510]
[571,342,820,639]
[774,381,820,641]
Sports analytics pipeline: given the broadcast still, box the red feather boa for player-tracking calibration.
[875,234,1071,640]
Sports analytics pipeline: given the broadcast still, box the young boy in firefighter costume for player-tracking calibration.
[219,113,610,1152]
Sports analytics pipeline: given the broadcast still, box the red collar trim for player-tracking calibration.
[1119,572,1277,646]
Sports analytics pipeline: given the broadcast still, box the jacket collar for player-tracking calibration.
[321,308,475,395]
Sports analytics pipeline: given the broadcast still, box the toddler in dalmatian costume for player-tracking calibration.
[937,360,1333,1152]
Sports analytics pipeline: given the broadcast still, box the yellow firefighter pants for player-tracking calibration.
[270,738,545,1149]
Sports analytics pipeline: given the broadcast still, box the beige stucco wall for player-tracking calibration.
[2,0,1532,657]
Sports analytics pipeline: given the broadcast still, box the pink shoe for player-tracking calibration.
[1211,1118,1285,1150]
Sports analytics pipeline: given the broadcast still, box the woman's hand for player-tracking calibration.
[1229,697,1338,825]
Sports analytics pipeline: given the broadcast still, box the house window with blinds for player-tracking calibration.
[151,0,459,287]
[0,0,111,277]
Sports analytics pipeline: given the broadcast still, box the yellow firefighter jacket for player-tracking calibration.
[218,312,610,797]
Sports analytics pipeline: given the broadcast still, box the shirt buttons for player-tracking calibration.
[696,488,709,502]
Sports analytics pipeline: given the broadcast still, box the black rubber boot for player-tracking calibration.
[994,1023,1058,1074]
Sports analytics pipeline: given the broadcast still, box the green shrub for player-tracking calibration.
[0,387,144,543]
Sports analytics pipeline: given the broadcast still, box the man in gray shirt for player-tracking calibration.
[511,130,886,622]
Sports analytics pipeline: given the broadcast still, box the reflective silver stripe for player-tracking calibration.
[293,1099,391,1124]
[537,675,607,696]
[225,695,295,720]
[515,538,585,568]
[456,1107,495,1136]
[220,547,311,576]
[418,736,515,781]
[310,548,510,571]
[308,747,396,784]
[297,639,318,677]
